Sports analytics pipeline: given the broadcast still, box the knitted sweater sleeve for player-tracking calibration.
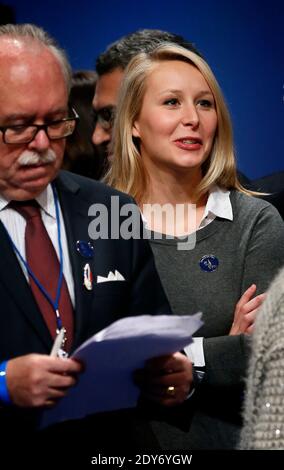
[239,267,284,449]
[202,203,284,389]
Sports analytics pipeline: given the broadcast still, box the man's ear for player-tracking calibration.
[132,121,140,138]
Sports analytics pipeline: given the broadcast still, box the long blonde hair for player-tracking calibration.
[105,43,251,202]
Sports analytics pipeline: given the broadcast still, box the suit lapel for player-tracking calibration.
[0,172,96,353]
[55,173,94,351]
[0,221,52,350]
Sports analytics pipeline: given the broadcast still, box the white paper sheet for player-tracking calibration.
[40,313,202,428]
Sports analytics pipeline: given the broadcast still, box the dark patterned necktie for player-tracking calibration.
[10,200,74,351]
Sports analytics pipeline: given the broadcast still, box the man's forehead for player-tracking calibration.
[0,47,67,98]
[93,68,124,110]
[0,36,25,57]
[0,36,46,62]
[0,52,68,120]
[0,40,64,83]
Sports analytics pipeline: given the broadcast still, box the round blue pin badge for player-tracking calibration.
[76,240,94,259]
[199,254,219,272]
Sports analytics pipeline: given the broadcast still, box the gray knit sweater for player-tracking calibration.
[240,266,284,450]
[148,190,284,449]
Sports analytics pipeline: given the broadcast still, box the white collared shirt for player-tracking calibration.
[198,184,233,231]
[0,185,75,306]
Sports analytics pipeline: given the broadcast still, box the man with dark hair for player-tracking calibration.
[92,29,201,174]
[96,29,201,75]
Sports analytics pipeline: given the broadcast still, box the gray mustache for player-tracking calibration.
[18,150,56,166]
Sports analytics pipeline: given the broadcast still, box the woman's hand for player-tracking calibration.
[134,352,193,407]
[229,284,266,335]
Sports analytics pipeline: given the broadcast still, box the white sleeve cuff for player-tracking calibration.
[184,337,205,367]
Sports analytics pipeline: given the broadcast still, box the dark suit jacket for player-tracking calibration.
[262,190,284,220]
[0,171,171,451]
[250,170,284,193]
[241,170,284,220]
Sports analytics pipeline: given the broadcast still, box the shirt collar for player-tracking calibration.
[203,185,233,221]
[36,185,56,219]
[0,184,56,219]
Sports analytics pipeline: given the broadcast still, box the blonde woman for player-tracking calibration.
[106,44,284,449]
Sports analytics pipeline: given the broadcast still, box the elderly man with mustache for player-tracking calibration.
[0,24,194,460]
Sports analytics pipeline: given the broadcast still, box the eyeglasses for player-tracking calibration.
[0,108,79,144]
[95,106,116,131]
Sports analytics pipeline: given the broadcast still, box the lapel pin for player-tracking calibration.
[83,263,93,291]
[76,240,94,259]
[199,254,219,272]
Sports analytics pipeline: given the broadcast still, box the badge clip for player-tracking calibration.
[83,263,93,290]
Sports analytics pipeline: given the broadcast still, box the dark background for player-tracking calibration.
[1,0,283,179]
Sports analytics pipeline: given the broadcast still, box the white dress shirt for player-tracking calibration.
[0,184,75,306]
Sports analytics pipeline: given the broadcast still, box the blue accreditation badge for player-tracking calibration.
[199,254,219,272]
[76,240,94,259]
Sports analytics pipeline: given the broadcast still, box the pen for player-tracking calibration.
[50,327,66,357]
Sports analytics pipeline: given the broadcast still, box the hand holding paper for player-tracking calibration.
[134,351,194,406]
[41,313,202,428]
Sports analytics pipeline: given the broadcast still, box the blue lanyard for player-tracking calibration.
[7,185,64,333]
